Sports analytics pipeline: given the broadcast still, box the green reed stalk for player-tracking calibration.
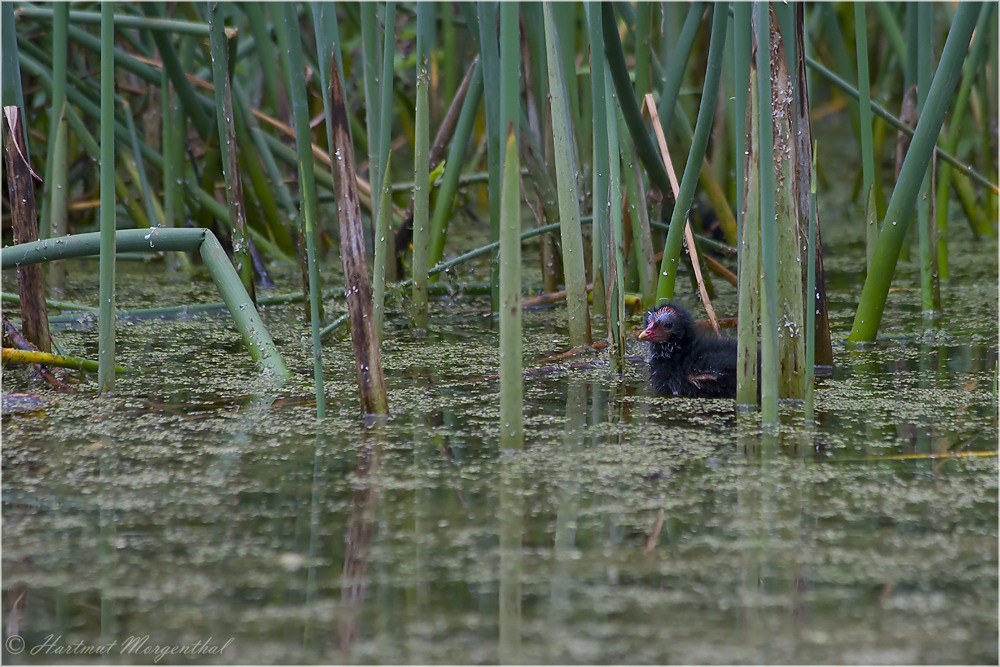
[162,48,191,271]
[657,1,705,142]
[46,107,69,285]
[210,6,255,304]
[634,2,652,99]
[361,3,382,232]
[872,1,906,64]
[605,79,626,372]
[850,2,978,342]
[4,229,289,379]
[243,3,280,117]
[39,2,67,245]
[281,2,326,416]
[936,2,997,278]
[143,6,212,140]
[733,2,751,247]
[500,3,521,177]
[737,67,760,407]
[46,111,68,280]
[499,126,523,451]
[477,1,502,312]
[805,56,995,195]
[585,1,610,322]
[429,59,483,268]
[543,2,590,347]
[411,5,432,329]
[915,3,939,315]
[312,2,344,165]
[319,219,600,340]
[855,3,879,270]
[377,2,396,181]
[553,3,585,165]
[655,4,727,302]
[755,2,778,425]
[123,99,162,229]
[805,142,817,422]
[601,5,673,208]
[1,4,25,120]
[98,1,116,394]
[19,5,209,35]
[373,152,393,340]
[621,137,656,310]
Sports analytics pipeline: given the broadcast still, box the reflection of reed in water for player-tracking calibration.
[338,441,381,652]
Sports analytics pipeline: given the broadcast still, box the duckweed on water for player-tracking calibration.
[3,198,998,663]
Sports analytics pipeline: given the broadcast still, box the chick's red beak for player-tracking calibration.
[638,321,660,342]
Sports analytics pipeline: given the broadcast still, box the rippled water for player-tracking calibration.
[2,203,997,663]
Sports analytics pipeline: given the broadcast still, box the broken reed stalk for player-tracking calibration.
[2,106,51,354]
[1,228,290,378]
[327,50,389,417]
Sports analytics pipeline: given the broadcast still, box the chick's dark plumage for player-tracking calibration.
[638,303,738,398]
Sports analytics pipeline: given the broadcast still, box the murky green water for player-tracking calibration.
[3,192,997,663]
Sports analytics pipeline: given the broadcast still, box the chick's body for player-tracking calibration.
[639,303,739,398]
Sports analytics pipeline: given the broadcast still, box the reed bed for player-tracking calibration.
[2,2,995,422]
